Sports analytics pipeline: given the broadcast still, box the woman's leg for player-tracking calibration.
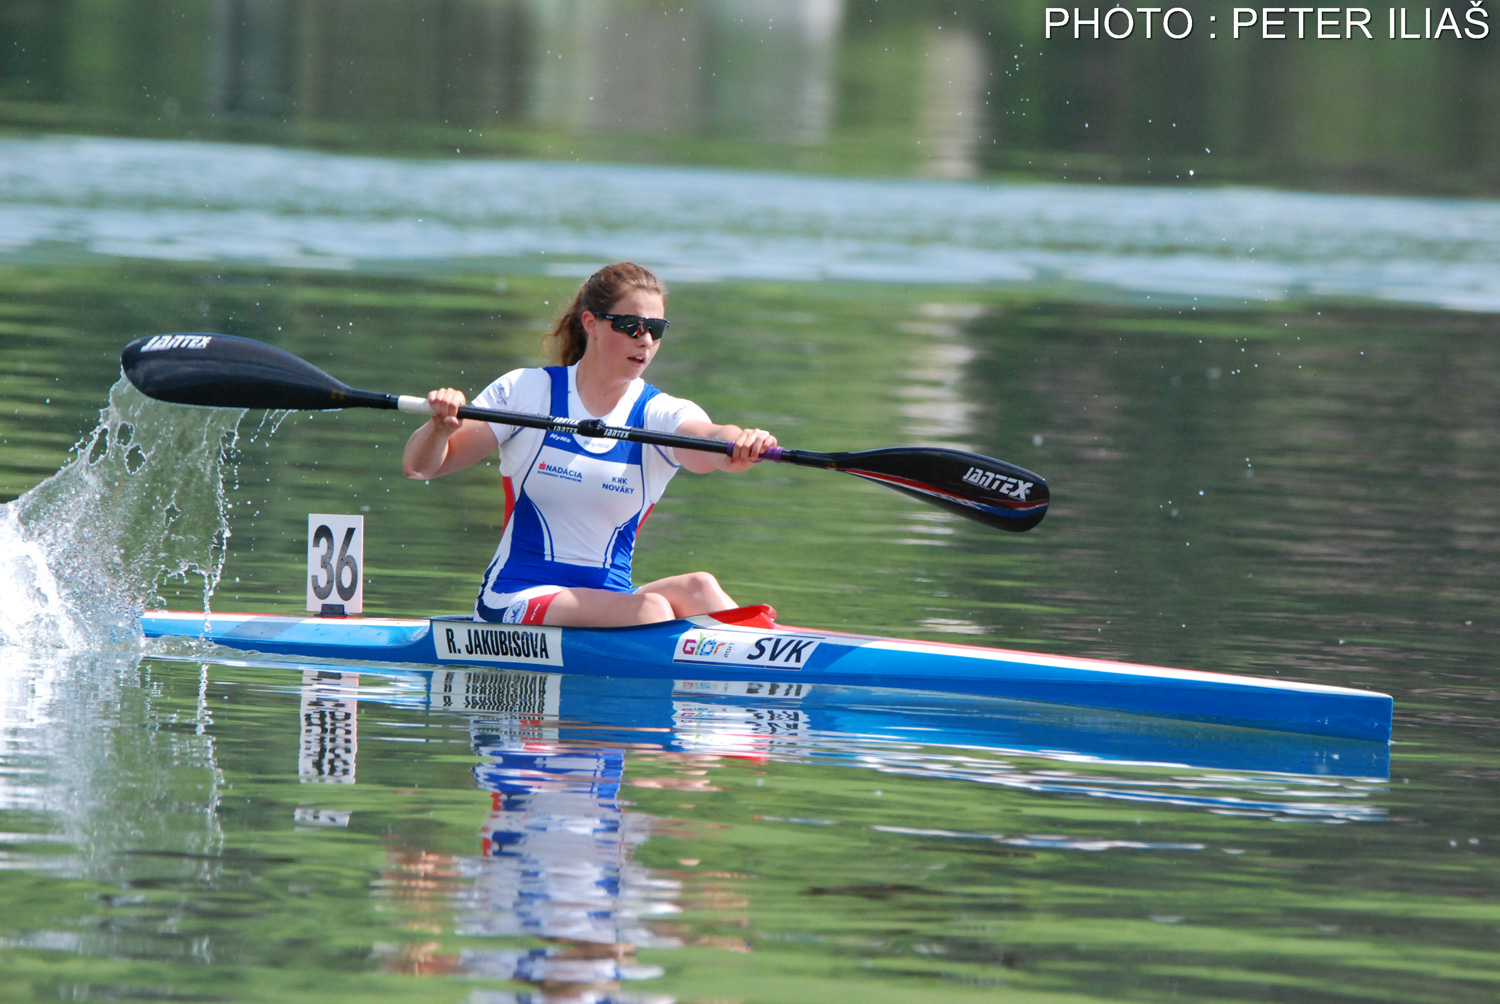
[539,586,676,627]
[636,571,736,618]
[529,573,734,627]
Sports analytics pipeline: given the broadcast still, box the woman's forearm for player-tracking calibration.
[403,419,455,479]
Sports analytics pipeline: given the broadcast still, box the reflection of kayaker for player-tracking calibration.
[402,262,777,628]
[378,736,676,996]
[465,742,667,946]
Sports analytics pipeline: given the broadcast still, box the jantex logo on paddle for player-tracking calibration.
[674,629,821,671]
[139,334,213,352]
[962,466,1034,500]
[433,622,564,668]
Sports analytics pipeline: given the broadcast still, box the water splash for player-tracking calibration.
[0,375,251,650]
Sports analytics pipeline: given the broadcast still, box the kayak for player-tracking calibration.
[139,604,1393,743]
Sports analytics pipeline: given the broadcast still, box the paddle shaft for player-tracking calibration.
[387,392,817,466]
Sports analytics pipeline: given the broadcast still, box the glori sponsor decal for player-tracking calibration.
[674,629,821,671]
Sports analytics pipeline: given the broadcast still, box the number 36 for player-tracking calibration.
[307,514,363,614]
[310,523,359,602]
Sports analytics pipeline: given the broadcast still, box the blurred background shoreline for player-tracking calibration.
[4,0,1497,194]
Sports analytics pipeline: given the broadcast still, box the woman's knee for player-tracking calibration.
[636,571,734,620]
[633,591,677,624]
[680,570,723,600]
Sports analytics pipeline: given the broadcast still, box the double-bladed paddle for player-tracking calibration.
[121,333,1048,531]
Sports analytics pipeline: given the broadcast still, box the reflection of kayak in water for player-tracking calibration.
[140,603,1392,742]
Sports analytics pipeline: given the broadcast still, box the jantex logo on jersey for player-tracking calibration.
[536,460,583,483]
[962,466,1034,500]
[138,334,213,352]
[673,629,821,671]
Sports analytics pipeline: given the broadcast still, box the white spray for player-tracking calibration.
[0,374,252,650]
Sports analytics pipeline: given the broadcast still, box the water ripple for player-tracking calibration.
[4,135,1499,310]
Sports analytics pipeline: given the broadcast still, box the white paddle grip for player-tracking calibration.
[396,395,435,416]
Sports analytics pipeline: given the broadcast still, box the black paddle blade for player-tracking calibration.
[122,333,364,411]
[830,447,1049,532]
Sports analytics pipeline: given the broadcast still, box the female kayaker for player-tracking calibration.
[402,262,776,627]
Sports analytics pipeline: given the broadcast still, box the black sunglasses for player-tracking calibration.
[593,312,669,341]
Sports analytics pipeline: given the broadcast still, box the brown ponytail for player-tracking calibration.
[543,262,667,366]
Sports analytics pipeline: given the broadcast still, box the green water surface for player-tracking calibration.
[3,259,1499,1003]
[2,2,1499,998]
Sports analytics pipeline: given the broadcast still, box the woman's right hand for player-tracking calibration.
[404,387,485,479]
[427,388,467,432]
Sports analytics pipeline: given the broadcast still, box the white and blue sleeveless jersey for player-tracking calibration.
[472,366,708,618]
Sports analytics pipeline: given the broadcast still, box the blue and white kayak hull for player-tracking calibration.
[138,606,1393,743]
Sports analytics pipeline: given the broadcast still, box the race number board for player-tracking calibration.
[307,514,364,615]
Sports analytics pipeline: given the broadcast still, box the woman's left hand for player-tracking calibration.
[675,420,778,474]
[724,426,777,472]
